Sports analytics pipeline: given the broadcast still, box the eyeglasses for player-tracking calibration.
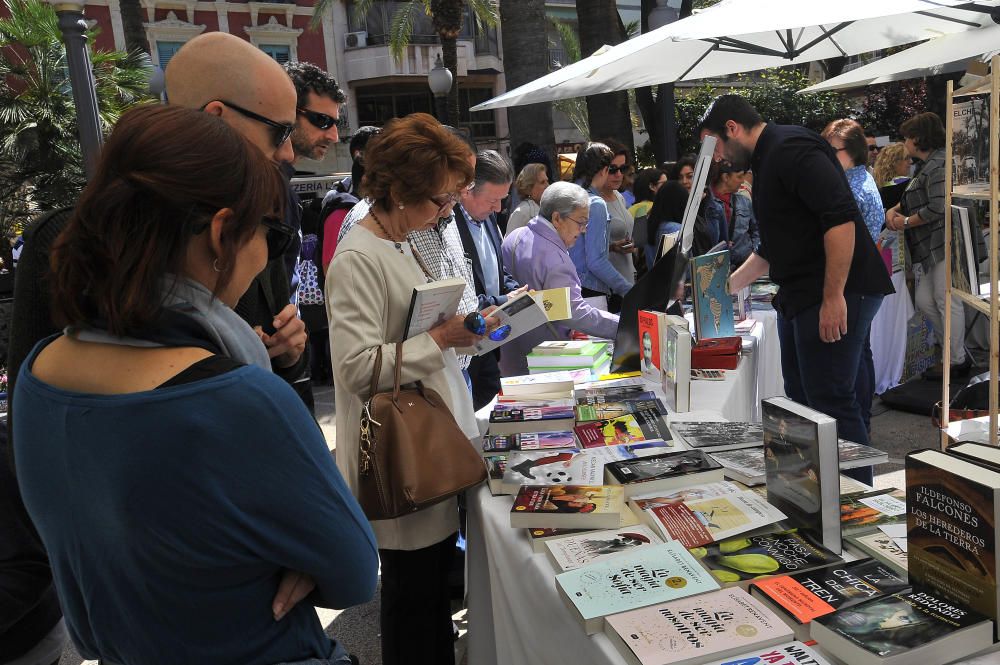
[209,100,294,148]
[608,164,630,175]
[565,215,589,230]
[429,191,462,208]
[261,216,296,260]
[297,107,341,131]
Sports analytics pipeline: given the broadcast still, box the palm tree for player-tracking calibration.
[314,0,498,127]
[499,0,555,168]
[0,0,152,238]
[119,0,149,55]
[575,0,632,150]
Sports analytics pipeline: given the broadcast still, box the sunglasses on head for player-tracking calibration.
[297,107,341,131]
[206,100,294,148]
[608,164,630,175]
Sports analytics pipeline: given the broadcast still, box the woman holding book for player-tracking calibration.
[13,105,378,665]
[326,113,487,665]
[500,181,620,376]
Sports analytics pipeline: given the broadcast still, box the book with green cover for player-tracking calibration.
[527,341,609,367]
[576,398,667,423]
[688,528,843,587]
[555,541,720,634]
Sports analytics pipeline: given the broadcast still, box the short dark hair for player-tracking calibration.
[699,94,763,140]
[283,61,346,108]
[362,113,475,210]
[573,142,613,188]
[708,159,743,186]
[632,168,664,204]
[670,155,696,180]
[900,112,945,151]
[601,138,631,164]
[474,149,514,188]
[349,125,381,157]
[648,180,689,227]
[51,104,286,336]
[821,118,868,167]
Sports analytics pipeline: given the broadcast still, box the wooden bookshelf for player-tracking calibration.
[942,54,1000,448]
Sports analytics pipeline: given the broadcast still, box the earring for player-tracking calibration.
[213,258,224,273]
[398,202,405,210]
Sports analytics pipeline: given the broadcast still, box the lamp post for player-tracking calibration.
[428,53,453,122]
[48,0,103,179]
[647,0,683,163]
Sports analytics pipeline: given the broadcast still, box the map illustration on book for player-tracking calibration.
[690,249,735,340]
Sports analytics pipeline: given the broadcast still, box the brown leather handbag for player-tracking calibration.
[357,342,486,520]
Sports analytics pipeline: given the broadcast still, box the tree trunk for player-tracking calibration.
[441,36,460,126]
[575,0,632,150]
[432,0,464,127]
[118,0,149,55]
[498,0,556,168]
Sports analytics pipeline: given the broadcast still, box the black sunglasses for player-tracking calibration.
[208,100,294,148]
[297,107,340,131]
[608,164,630,175]
[192,215,294,261]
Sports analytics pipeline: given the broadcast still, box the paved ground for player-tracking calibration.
[58,383,937,665]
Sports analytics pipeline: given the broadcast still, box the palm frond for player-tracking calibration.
[388,2,420,63]
[549,18,581,65]
[467,0,498,31]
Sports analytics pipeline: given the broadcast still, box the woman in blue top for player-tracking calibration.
[568,142,633,312]
[14,105,378,665]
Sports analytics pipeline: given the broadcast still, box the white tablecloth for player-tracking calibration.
[870,271,913,394]
[748,307,786,407]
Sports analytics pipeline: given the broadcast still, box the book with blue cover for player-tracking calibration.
[555,541,721,634]
[690,249,735,340]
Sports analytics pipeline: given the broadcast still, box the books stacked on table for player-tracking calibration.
[840,488,906,536]
[489,399,576,434]
[526,340,612,375]
[480,431,577,456]
[706,438,888,487]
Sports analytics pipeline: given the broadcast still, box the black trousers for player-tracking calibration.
[379,532,457,665]
[467,352,501,410]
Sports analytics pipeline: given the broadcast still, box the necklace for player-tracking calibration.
[369,208,405,254]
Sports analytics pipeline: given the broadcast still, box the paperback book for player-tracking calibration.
[763,397,842,555]
[846,532,908,576]
[480,431,577,456]
[461,291,549,356]
[500,450,612,495]
[526,341,609,369]
[840,489,906,536]
[605,449,724,497]
[702,641,833,665]
[575,410,673,448]
[510,484,628,529]
[750,558,908,640]
[906,449,1000,638]
[556,541,720,634]
[638,310,668,384]
[637,490,787,548]
[629,481,743,513]
[526,526,591,554]
[489,401,576,435]
[709,448,767,486]
[669,421,763,452]
[574,383,652,403]
[545,524,663,571]
[838,439,889,469]
[402,277,467,339]
[500,370,587,398]
[662,314,692,413]
[576,398,667,423]
[483,453,506,495]
[604,587,793,665]
[810,588,994,665]
[690,249,736,340]
[689,528,843,588]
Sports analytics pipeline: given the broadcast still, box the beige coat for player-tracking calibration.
[327,226,459,551]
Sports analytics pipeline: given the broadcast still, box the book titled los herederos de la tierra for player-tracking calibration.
[906,448,1000,638]
[762,397,842,555]
[555,541,720,634]
[603,587,793,665]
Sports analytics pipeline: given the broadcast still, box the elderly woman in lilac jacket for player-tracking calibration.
[500,181,620,376]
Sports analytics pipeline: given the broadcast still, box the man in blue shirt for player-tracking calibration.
[456,150,522,408]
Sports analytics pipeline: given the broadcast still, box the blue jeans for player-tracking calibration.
[776,294,883,484]
[856,332,876,432]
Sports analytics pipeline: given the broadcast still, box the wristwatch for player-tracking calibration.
[903,216,910,228]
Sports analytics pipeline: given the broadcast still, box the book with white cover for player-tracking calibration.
[604,587,793,665]
[461,291,550,356]
[662,315,691,413]
[702,640,833,665]
[500,448,633,495]
[636,489,787,547]
[500,369,588,397]
[545,524,663,571]
[402,277,467,339]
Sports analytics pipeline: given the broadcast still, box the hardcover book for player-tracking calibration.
[709,448,766,486]
[750,558,908,640]
[763,397,842,555]
[638,490,787,548]
[846,532,908,576]
[489,401,576,435]
[604,587,793,665]
[605,449,724,497]
[402,277,467,339]
[840,489,906,536]
[906,449,1000,638]
[556,541,721,634]
[702,640,833,665]
[576,398,668,423]
[545,524,663,571]
[575,410,673,448]
[662,315,692,413]
[810,588,994,665]
[669,421,763,452]
[638,310,668,384]
[690,528,843,588]
[510,484,628,530]
[481,431,577,456]
[690,249,736,340]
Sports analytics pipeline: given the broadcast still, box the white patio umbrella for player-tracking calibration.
[800,21,1000,93]
[471,0,1000,111]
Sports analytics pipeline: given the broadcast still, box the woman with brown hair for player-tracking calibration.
[874,143,912,187]
[326,112,484,665]
[14,104,378,665]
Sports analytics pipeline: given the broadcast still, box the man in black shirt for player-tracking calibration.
[699,96,893,455]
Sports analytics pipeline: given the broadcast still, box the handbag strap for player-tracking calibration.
[393,341,403,401]
[369,345,383,401]
[368,342,408,402]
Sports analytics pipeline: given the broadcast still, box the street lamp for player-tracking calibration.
[48,0,103,179]
[428,53,453,122]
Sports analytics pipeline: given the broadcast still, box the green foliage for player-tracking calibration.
[674,68,852,155]
[854,78,928,138]
[549,18,589,139]
[0,0,152,233]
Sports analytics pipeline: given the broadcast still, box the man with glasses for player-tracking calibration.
[456,150,524,409]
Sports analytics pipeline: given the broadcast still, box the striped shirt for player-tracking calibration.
[901,149,946,270]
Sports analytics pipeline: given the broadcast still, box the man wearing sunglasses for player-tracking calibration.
[284,62,346,162]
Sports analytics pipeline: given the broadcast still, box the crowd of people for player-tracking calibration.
[0,29,965,665]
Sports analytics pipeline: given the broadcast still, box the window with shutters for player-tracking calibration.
[260,44,291,64]
[156,41,185,69]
